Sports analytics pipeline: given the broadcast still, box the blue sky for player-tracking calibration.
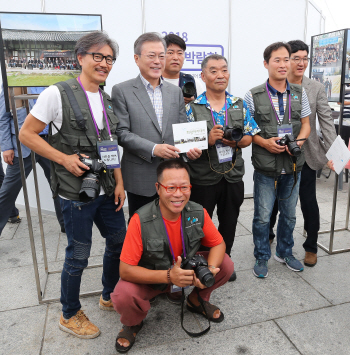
[0,13,101,31]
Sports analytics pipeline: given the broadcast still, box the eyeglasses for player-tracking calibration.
[86,52,116,65]
[139,54,166,61]
[291,57,310,64]
[157,182,192,194]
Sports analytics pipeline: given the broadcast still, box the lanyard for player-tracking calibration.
[162,215,187,264]
[265,81,291,125]
[209,100,228,127]
[77,76,113,141]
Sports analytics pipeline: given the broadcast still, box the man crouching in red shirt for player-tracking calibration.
[111,158,234,353]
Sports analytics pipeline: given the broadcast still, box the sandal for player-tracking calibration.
[187,297,224,323]
[115,321,143,353]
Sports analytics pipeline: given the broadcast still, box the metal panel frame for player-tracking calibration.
[9,89,103,304]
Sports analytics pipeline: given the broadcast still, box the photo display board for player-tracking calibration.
[310,30,345,102]
[345,29,350,84]
[0,12,102,88]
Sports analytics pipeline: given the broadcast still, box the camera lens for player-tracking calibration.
[196,266,215,288]
[79,172,101,202]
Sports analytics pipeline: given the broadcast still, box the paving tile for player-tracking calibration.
[41,294,200,355]
[0,265,40,311]
[0,220,20,240]
[0,231,60,269]
[299,252,350,305]
[132,320,300,355]
[0,305,47,355]
[193,266,331,332]
[276,303,350,355]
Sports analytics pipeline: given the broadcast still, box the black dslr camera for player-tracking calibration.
[79,157,107,202]
[182,82,196,98]
[222,126,243,142]
[276,133,301,157]
[181,254,215,287]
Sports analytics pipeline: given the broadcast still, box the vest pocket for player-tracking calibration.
[79,136,97,152]
[144,239,165,263]
[291,102,302,119]
[69,108,89,130]
[256,105,272,122]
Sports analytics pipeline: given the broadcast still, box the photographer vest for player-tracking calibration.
[250,82,305,177]
[49,78,119,200]
[188,100,245,185]
[137,200,205,291]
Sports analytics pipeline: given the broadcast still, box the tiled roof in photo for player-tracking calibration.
[2,29,92,42]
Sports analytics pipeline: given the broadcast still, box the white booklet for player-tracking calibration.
[172,121,208,153]
[325,135,350,175]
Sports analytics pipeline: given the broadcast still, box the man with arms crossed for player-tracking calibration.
[162,33,205,103]
[269,40,336,267]
[186,54,260,282]
[19,31,126,339]
[111,159,233,353]
[244,42,311,278]
[112,32,201,220]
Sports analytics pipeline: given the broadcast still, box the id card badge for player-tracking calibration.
[277,124,293,138]
[97,140,121,169]
[215,142,233,163]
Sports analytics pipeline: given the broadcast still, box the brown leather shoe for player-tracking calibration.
[304,252,317,267]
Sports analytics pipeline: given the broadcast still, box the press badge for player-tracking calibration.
[277,124,293,137]
[215,142,233,163]
[97,140,120,169]
[171,284,189,293]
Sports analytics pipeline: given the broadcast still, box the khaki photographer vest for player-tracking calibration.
[49,78,119,200]
[137,200,205,291]
[187,100,245,185]
[250,82,305,177]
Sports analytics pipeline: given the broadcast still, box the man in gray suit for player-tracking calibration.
[112,32,201,219]
[269,40,336,267]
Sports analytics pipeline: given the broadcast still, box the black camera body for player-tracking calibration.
[182,82,196,98]
[277,133,301,157]
[222,126,243,142]
[79,157,106,202]
[181,254,215,288]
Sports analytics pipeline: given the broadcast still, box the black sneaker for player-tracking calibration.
[8,215,21,224]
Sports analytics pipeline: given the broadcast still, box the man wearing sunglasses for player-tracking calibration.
[268,40,336,267]
[112,32,201,222]
[111,159,233,353]
[19,31,126,339]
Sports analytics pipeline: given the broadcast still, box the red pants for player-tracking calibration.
[111,252,234,326]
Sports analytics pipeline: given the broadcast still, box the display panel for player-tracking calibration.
[310,30,345,102]
[0,12,102,88]
[345,29,350,84]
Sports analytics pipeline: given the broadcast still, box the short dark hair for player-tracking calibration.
[134,32,166,55]
[263,42,291,63]
[75,31,118,62]
[163,34,186,51]
[288,40,309,55]
[156,159,190,182]
[201,54,228,70]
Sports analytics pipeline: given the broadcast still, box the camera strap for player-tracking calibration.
[57,81,95,148]
[207,147,238,175]
[276,155,298,201]
[181,288,211,337]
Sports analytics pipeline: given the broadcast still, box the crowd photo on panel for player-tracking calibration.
[0,25,339,353]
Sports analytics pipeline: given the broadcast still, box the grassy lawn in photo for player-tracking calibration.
[7,72,79,86]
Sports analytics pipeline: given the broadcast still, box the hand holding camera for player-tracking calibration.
[169,256,195,288]
[62,153,90,177]
[208,124,224,146]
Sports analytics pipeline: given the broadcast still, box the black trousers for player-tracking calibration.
[190,178,244,257]
[269,162,319,254]
[127,191,158,222]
